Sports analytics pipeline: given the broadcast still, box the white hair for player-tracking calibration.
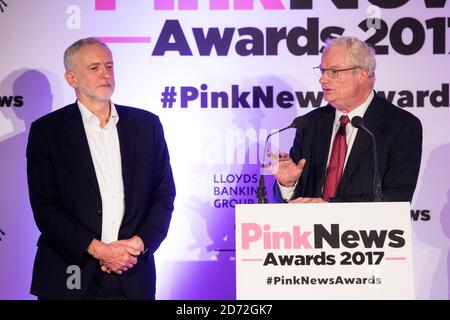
[324,36,376,78]
[63,37,111,71]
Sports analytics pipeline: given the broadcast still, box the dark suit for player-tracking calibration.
[274,93,422,202]
[26,102,175,299]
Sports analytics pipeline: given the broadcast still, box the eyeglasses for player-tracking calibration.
[313,66,361,78]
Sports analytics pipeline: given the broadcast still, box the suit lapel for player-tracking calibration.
[313,106,335,195]
[116,106,137,218]
[63,103,101,201]
[340,94,382,189]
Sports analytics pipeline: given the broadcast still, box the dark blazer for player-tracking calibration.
[26,102,176,299]
[274,93,422,202]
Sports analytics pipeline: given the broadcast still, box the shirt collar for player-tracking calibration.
[334,90,374,126]
[77,100,119,128]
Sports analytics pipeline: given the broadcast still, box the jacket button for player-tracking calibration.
[97,209,102,215]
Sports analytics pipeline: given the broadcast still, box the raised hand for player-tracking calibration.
[264,151,306,187]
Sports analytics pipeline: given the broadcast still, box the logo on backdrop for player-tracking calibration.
[241,222,406,267]
[91,1,449,56]
[411,209,431,221]
[0,228,5,241]
[149,0,449,56]
[0,96,23,108]
[96,0,448,11]
[152,0,448,11]
[214,174,258,208]
[159,83,449,109]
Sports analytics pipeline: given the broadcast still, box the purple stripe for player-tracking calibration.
[242,258,263,262]
[210,0,229,10]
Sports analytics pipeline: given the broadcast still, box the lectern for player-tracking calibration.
[236,202,414,299]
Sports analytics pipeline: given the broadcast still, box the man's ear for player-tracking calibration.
[64,71,77,89]
[358,68,370,85]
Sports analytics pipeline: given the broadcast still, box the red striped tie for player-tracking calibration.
[323,115,350,201]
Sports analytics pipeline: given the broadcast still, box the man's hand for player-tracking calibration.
[118,235,144,253]
[264,152,306,187]
[87,238,141,275]
[289,197,327,203]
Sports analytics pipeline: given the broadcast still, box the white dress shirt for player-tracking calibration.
[279,91,374,201]
[78,101,125,244]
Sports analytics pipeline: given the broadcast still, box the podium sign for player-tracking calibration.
[236,202,414,299]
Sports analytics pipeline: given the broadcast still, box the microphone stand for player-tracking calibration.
[362,126,383,202]
[351,116,383,202]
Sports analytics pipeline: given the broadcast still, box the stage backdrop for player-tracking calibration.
[0,0,449,299]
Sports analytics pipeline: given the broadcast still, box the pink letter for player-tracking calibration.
[210,0,229,10]
[234,0,285,10]
[292,226,312,249]
[272,231,292,249]
[179,0,198,9]
[95,0,116,10]
[154,0,198,10]
[154,0,174,10]
[241,223,262,249]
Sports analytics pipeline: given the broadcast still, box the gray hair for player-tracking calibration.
[324,36,376,78]
[63,37,111,71]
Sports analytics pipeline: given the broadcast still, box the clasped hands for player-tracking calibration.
[263,151,327,203]
[88,235,145,275]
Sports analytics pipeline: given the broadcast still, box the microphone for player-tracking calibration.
[351,116,383,202]
[257,116,308,203]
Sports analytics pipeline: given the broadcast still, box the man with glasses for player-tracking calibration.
[267,36,422,203]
